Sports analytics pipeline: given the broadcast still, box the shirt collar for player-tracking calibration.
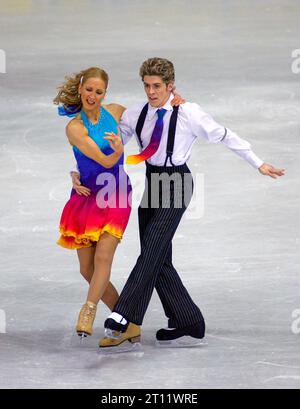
[147,93,174,120]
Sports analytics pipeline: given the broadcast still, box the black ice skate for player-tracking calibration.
[104,315,129,339]
[156,321,206,347]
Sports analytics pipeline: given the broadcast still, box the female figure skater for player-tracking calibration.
[54,66,138,341]
[54,66,183,346]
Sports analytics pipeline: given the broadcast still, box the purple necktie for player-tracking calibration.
[126,108,167,165]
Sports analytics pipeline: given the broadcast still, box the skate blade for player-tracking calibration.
[156,336,207,348]
[98,341,142,355]
[69,331,94,348]
[104,328,122,340]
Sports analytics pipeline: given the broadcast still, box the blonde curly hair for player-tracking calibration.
[53,67,109,114]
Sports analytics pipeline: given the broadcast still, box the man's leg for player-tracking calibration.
[110,204,187,326]
[105,165,205,343]
[155,243,204,329]
[134,197,203,329]
[129,239,204,328]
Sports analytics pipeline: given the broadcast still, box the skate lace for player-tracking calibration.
[81,304,96,325]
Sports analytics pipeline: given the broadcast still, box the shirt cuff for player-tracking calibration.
[235,150,264,169]
[70,165,79,175]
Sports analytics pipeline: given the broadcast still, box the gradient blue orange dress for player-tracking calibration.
[57,107,132,249]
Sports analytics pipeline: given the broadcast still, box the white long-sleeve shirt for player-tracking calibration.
[120,94,263,168]
[71,94,264,171]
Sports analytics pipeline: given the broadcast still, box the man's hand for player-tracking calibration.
[71,171,91,196]
[170,85,186,106]
[258,163,285,179]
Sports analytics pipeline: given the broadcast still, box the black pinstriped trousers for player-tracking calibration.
[114,163,204,328]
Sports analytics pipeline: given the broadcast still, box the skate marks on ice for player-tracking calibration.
[257,362,300,386]
[263,375,300,383]
[206,333,266,345]
[0,110,50,178]
[256,361,300,371]
[204,333,300,386]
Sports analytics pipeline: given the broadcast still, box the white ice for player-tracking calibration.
[0,0,299,389]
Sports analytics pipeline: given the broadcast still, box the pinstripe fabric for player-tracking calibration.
[114,163,204,328]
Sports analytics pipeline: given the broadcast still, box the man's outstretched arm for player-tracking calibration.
[188,103,285,179]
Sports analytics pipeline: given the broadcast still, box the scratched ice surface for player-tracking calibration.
[0,0,299,389]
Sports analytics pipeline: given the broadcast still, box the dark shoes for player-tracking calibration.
[104,317,129,338]
[156,320,206,347]
[104,315,207,348]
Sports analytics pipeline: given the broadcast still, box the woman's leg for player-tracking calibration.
[86,233,119,305]
[77,244,119,310]
[101,281,119,311]
[76,245,95,283]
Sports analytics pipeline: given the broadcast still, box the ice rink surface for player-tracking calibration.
[0,0,299,389]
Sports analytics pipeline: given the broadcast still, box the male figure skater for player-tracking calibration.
[73,58,285,348]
